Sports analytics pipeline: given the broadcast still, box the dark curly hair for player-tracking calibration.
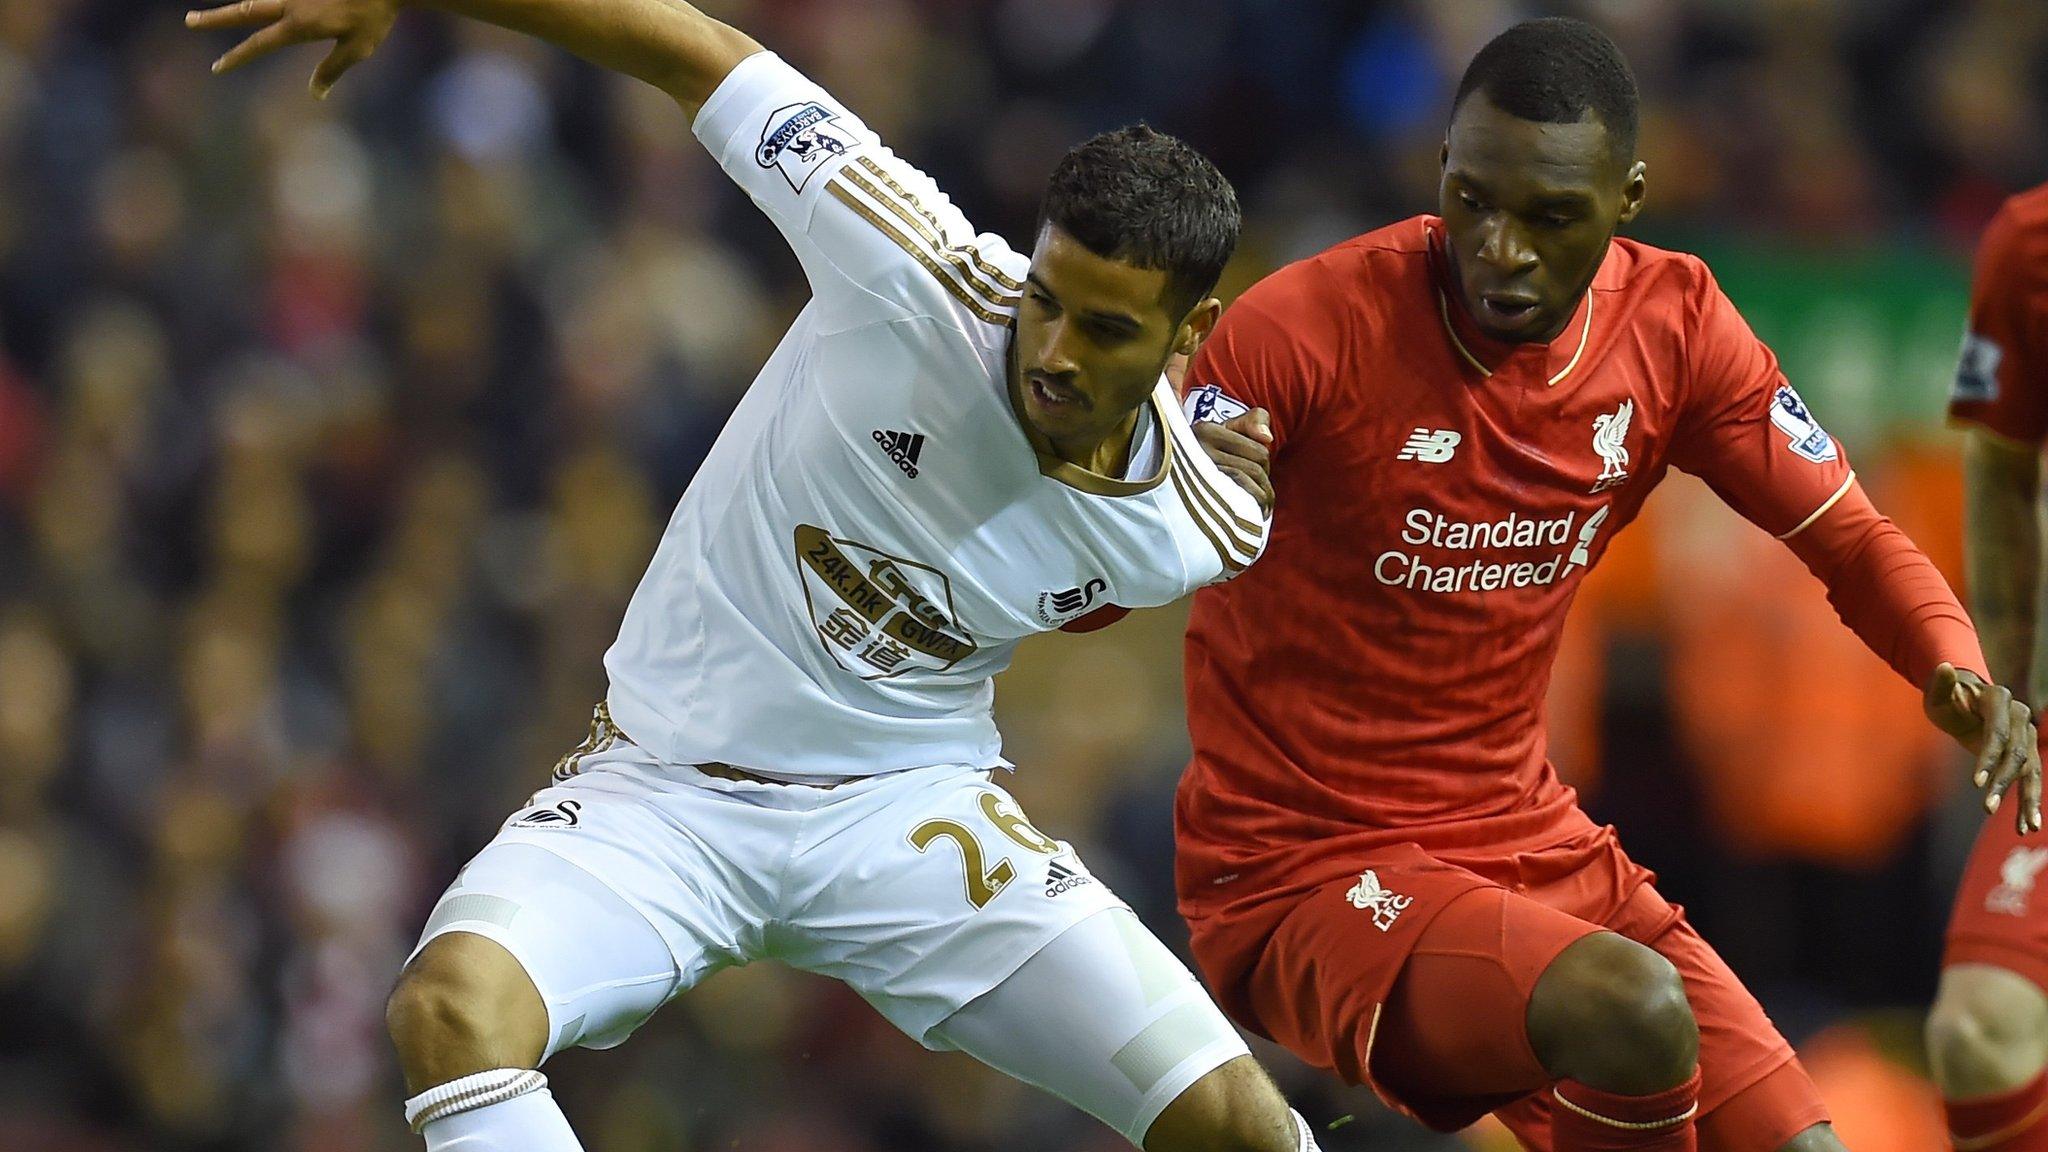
[1452,17,1639,163]
[1037,124,1240,319]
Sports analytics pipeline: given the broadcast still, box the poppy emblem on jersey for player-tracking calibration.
[1589,400,1634,493]
[1183,384,1250,425]
[1954,331,2003,403]
[757,102,858,192]
[1034,577,1107,627]
[794,524,979,680]
[1988,847,2048,915]
[1396,428,1461,463]
[1768,385,1838,464]
[509,800,581,830]
[1344,870,1414,931]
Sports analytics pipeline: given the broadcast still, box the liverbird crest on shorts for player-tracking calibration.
[1988,846,2048,916]
[1344,869,1415,931]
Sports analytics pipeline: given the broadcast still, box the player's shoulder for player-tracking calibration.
[1588,236,1733,338]
[1226,215,1434,338]
[1990,183,2048,240]
[1975,185,2048,288]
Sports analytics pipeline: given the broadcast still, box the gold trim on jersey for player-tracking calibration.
[1168,450,1259,570]
[1169,459,1248,575]
[1157,404,1267,543]
[840,165,1021,312]
[551,701,626,783]
[1001,366,1177,496]
[1436,287,1595,388]
[852,157,1024,292]
[1776,470,1856,541]
[827,180,1014,325]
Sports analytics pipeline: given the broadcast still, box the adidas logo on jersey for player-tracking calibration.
[1396,428,1461,463]
[1045,859,1093,897]
[872,429,925,478]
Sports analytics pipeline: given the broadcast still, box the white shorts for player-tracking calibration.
[408,721,1248,1142]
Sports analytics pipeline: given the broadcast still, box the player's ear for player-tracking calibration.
[1175,297,1223,357]
[1616,159,1647,226]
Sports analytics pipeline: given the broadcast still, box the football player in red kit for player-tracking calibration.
[1928,183,2048,1152]
[1176,18,2042,1152]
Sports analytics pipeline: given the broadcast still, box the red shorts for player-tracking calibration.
[1185,830,1829,1150]
[1945,810,2048,992]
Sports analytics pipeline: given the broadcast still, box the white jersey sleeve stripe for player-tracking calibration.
[853,157,1024,293]
[1159,408,1268,539]
[827,178,1017,325]
[1166,444,1262,561]
[837,167,1021,313]
[1168,455,1256,570]
[1167,461,1249,574]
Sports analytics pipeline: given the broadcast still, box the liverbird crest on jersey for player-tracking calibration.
[1590,399,1634,493]
[1988,846,2048,915]
[1344,870,1414,931]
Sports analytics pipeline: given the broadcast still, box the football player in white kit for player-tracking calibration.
[189,0,1320,1150]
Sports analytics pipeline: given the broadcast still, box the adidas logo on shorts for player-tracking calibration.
[1045,859,1093,897]
[872,428,925,478]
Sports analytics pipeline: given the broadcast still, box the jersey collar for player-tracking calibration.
[1426,218,1595,388]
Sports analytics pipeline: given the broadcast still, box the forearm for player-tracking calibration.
[1963,430,2045,698]
[408,0,759,112]
[1783,478,1987,685]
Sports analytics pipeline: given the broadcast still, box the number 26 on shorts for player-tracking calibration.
[909,791,1058,909]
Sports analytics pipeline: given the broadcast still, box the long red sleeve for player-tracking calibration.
[1780,478,1987,686]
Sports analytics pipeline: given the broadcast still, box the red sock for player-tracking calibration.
[1552,1068,1701,1151]
[1948,1072,2048,1151]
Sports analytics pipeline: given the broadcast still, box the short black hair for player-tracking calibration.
[1037,124,1240,319]
[1451,17,1639,162]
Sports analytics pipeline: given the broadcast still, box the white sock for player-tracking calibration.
[1291,1108,1322,1152]
[404,1069,585,1152]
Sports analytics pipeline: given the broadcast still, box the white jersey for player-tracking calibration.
[602,53,1268,780]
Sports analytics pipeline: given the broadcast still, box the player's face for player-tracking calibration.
[1015,224,1218,455]
[1439,92,1647,344]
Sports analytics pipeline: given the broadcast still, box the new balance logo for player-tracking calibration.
[510,800,582,829]
[872,429,925,478]
[1396,428,1461,463]
[1045,859,1093,897]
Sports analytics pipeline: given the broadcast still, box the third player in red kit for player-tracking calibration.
[1176,19,2042,1152]
[1927,183,2048,1152]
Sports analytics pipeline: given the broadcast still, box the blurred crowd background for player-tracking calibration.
[1,0,2042,1149]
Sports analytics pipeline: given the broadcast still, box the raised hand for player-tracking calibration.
[1194,408,1274,515]
[1927,661,2044,834]
[186,0,400,98]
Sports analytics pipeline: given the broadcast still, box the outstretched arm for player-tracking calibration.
[188,0,759,114]
[1672,257,2040,833]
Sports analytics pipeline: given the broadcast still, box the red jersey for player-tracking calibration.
[1177,216,1883,912]
[1950,185,2048,445]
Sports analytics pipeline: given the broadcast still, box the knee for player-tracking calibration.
[1144,1057,1300,1152]
[1927,965,2048,1098]
[386,934,548,1089]
[1527,933,1698,1094]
